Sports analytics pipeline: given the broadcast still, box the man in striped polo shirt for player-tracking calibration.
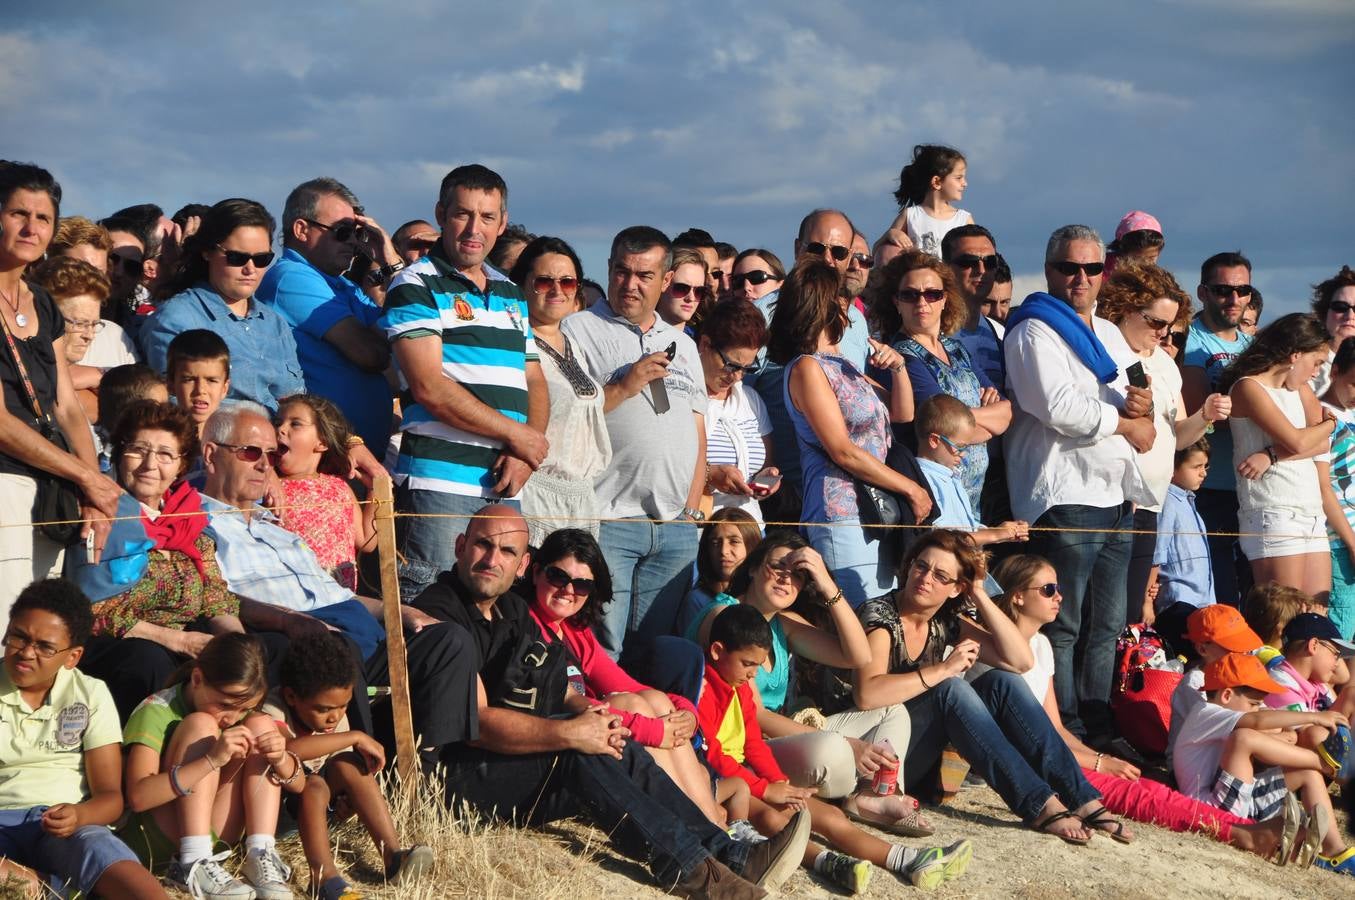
[382,164,549,600]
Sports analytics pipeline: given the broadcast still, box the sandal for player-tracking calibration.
[1296,802,1330,869]
[1270,793,1303,866]
[1080,805,1133,844]
[843,792,935,837]
[1033,810,1090,846]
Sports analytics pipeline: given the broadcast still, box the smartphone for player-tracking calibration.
[664,342,677,361]
[651,343,677,414]
[750,471,782,493]
[1126,361,1149,389]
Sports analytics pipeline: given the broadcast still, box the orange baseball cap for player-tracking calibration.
[1185,605,1262,652]
[1202,652,1284,693]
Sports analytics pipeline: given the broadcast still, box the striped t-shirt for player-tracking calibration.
[381,247,536,497]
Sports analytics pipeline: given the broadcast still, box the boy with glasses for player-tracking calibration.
[1264,613,1355,774]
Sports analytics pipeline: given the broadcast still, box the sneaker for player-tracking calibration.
[1316,847,1355,878]
[672,857,767,900]
[167,852,258,900]
[240,847,294,900]
[902,839,973,891]
[315,876,363,900]
[820,851,872,895]
[385,845,434,885]
[736,809,811,890]
[727,819,768,844]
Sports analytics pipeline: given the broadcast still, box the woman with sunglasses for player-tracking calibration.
[140,198,304,413]
[686,533,932,836]
[657,248,712,335]
[1096,263,1230,624]
[527,529,731,826]
[1309,265,1355,397]
[698,298,779,522]
[854,530,1132,845]
[730,249,786,303]
[509,236,610,545]
[73,400,242,719]
[871,250,1008,511]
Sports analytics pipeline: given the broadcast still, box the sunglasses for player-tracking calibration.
[849,252,874,269]
[217,247,276,269]
[533,275,578,295]
[214,442,284,468]
[108,252,144,277]
[1028,582,1060,598]
[896,288,946,304]
[804,241,851,261]
[953,253,999,271]
[669,281,712,301]
[1329,301,1355,317]
[1049,260,1105,277]
[715,346,758,376]
[1166,331,1188,350]
[1140,310,1172,331]
[731,270,780,290]
[304,218,367,243]
[764,559,807,584]
[543,565,594,597]
[1206,283,1253,299]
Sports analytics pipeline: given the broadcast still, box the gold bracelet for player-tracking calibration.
[346,435,365,448]
[822,588,844,608]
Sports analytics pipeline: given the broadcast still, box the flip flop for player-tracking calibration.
[1033,810,1090,846]
[842,792,935,837]
[1270,793,1303,867]
[1296,802,1331,869]
[1080,805,1133,844]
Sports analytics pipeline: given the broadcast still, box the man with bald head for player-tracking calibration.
[414,508,810,896]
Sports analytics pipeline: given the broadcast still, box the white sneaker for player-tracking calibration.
[240,847,294,900]
[166,851,257,900]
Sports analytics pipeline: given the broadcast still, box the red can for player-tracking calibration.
[870,739,899,796]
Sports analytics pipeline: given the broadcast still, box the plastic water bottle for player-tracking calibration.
[1159,655,1187,674]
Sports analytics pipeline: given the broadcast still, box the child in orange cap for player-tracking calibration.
[1175,652,1352,874]
[1166,605,1264,768]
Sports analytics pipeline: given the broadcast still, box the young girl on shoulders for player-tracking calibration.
[883,145,973,259]
[275,394,376,591]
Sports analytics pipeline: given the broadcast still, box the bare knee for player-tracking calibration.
[607,692,656,716]
[639,689,674,715]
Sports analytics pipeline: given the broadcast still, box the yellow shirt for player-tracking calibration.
[0,665,122,809]
[714,684,747,764]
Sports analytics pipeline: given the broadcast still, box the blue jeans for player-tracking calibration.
[596,518,698,657]
[395,486,519,602]
[805,518,898,608]
[0,806,139,896]
[903,670,1099,823]
[1033,502,1132,738]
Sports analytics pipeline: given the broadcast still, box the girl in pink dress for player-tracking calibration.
[274,395,375,591]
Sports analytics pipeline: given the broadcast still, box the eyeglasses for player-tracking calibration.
[1140,310,1172,332]
[108,252,144,277]
[731,270,780,290]
[896,288,946,304]
[533,275,578,295]
[1028,582,1060,598]
[669,281,712,301]
[543,565,594,598]
[1316,639,1341,656]
[121,443,184,466]
[62,316,106,334]
[1206,283,1253,298]
[715,346,758,376]
[213,442,284,468]
[1049,260,1105,277]
[849,252,874,269]
[217,247,276,269]
[304,218,367,243]
[2,630,70,660]
[804,241,851,262]
[910,558,958,586]
[1328,301,1355,317]
[952,253,999,271]
[935,433,970,456]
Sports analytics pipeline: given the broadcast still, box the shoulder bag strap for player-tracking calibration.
[0,299,48,422]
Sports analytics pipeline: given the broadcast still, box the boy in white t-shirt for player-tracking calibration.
[1166,605,1263,768]
[1174,652,1354,875]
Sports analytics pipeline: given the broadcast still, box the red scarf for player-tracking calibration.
[139,480,209,582]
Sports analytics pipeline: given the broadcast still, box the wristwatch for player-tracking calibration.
[369,260,405,285]
[679,507,706,522]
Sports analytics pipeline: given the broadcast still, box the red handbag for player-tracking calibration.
[1111,624,1182,757]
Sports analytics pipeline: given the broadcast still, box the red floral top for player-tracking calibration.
[277,474,358,591]
[90,534,238,637]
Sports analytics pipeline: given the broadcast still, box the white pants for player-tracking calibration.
[768,704,912,798]
[0,474,66,637]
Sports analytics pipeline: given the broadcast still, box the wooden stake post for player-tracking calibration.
[373,475,417,783]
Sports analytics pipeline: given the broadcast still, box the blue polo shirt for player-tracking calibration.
[257,249,392,449]
[139,284,304,414]
[1153,484,1215,610]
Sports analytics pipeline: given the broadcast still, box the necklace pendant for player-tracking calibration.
[14,313,27,328]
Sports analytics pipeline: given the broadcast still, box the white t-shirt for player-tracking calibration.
[704,383,772,521]
[1173,701,1244,800]
[1165,666,1206,768]
[904,206,973,259]
[966,633,1054,702]
[1138,346,1184,512]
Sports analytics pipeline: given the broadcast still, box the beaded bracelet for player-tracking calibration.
[169,764,193,797]
[266,750,304,787]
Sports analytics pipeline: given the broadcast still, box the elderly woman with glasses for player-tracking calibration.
[28,257,120,423]
[1096,263,1230,624]
[509,236,611,545]
[71,400,242,719]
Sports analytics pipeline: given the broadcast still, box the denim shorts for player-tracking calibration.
[0,806,139,895]
[1238,508,1326,560]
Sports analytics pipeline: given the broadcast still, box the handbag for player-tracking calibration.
[0,302,82,545]
[1110,623,1182,757]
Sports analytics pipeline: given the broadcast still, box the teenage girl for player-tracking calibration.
[883,145,973,259]
[275,394,376,592]
[123,633,303,898]
[677,507,762,634]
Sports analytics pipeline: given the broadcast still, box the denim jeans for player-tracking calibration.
[443,739,739,887]
[1194,488,1249,607]
[395,486,519,602]
[1126,508,1159,624]
[1033,502,1132,738]
[596,518,698,657]
[805,518,899,608]
[620,635,705,709]
[903,670,1099,823]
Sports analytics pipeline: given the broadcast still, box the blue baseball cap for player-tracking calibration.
[1282,613,1355,656]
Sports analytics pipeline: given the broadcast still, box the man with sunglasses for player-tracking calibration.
[1182,251,1256,608]
[1003,224,1156,744]
[257,177,398,451]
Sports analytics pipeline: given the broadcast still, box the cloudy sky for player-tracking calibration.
[6,1,1352,316]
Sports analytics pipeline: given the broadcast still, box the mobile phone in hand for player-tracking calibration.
[1126,361,1149,389]
[750,471,781,494]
